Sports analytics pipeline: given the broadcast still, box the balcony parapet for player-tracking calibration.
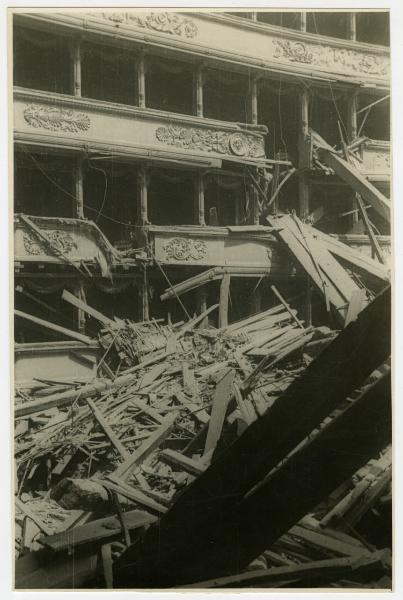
[14,214,124,274]
[148,224,293,277]
[357,139,390,182]
[14,88,268,168]
[18,11,390,88]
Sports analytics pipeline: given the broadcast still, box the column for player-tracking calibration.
[138,269,150,321]
[72,36,82,97]
[249,75,258,125]
[137,51,146,108]
[298,87,310,219]
[75,282,86,333]
[195,172,205,225]
[347,91,359,225]
[74,156,84,219]
[298,12,307,32]
[137,165,149,225]
[219,274,231,328]
[347,12,356,41]
[197,286,208,327]
[194,64,204,118]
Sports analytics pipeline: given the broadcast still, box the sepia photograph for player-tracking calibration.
[10,6,392,591]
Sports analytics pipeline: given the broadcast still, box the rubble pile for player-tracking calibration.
[14,284,391,589]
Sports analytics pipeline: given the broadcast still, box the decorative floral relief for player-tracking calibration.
[156,125,265,158]
[164,238,207,262]
[24,104,91,134]
[23,231,78,256]
[273,39,389,77]
[89,11,198,38]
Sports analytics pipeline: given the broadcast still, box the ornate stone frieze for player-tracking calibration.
[155,125,265,158]
[164,238,207,262]
[23,231,78,256]
[24,104,91,133]
[273,39,389,77]
[89,11,198,38]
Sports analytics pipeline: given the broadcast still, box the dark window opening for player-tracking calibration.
[13,25,71,94]
[258,81,299,163]
[257,12,300,30]
[82,42,137,105]
[203,69,249,123]
[358,94,390,141]
[306,12,349,39]
[146,57,193,115]
[83,161,138,247]
[228,278,261,323]
[14,151,75,217]
[148,169,195,226]
[356,12,389,46]
[15,284,77,343]
[148,272,199,322]
[84,283,139,334]
[309,184,356,235]
[310,89,349,148]
[204,176,245,226]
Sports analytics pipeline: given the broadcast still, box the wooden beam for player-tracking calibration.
[87,398,130,460]
[62,289,115,326]
[159,449,206,476]
[181,552,388,588]
[204,369,234,455]
[218,274,231,328]
[111,413,179,481]
[344,288,367,326]
[315,146,390,223]
[270,285,304,329]
[313,229,389,281]
[15,309,93,345]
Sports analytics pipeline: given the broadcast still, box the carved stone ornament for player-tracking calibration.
[24,104,91,133]
[164,238,207,262]
[272,39,389,77]
[23,230,78,256]
[89,11,198,38]
[155,125,265,158]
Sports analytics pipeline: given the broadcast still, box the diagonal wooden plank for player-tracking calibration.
[204,369,235,455]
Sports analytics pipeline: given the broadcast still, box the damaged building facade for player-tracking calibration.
[13,9,392,589]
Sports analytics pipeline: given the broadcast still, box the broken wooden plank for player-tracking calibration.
[38,509,156,552]
[97,478,167,514]
[87,398,130,460]
[15,498,53,536]
[204,369,234,455]
[15,310,93,345]
[159,449,206,476]
[180,552,389,588]
[62,289,116,327]
[173,391,210,424]
[111,412,179,481]
[344,288,367,327]
[266,214,361,322]
[314,229,389,281]
[270,285,304,329]
[315,145,390,223]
